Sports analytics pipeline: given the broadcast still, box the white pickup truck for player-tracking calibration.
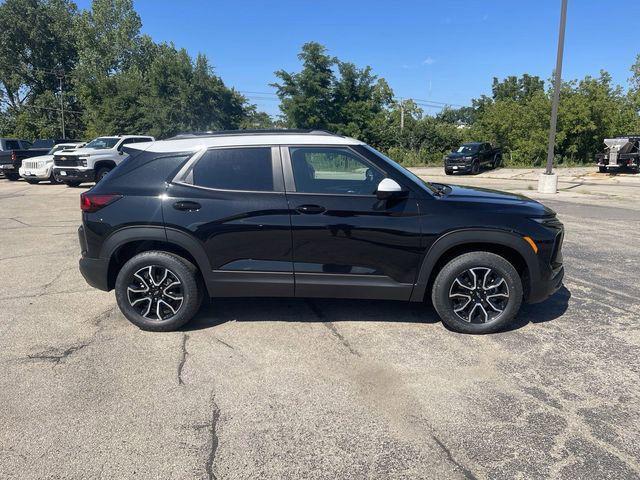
[19,142,85,184]
[53,135,154,187]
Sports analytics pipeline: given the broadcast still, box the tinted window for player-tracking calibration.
[289,147,383,195]
[192,147,273,191]
[107,152,191,187]
[5,140,20,150]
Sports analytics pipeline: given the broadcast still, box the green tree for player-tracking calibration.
[0,0,79,137]
[272,42,335,129]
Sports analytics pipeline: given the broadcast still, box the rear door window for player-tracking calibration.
[191,147,274,192]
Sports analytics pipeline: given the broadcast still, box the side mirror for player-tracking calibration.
[376,178,407,200]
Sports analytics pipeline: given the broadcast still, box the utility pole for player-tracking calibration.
[56,69,66,139]
[539,0,568,193]
[400,98,405,132]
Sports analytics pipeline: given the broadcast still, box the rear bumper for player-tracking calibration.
[78,226,110,291]
[79,256,110,291]
[53,167,95,183]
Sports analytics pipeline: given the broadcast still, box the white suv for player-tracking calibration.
[53,135,154,186]
[19,142,85,184]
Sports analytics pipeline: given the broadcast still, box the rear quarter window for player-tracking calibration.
[102,151,193,190]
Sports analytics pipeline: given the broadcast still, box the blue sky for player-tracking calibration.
[77,0,640,117]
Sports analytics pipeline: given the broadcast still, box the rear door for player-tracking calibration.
[163,146,294,297]
[282,145,422,300]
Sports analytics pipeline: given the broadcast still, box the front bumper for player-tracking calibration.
[445,163,472,173]
[19,165,52,180]
[53,167,95,183]
[526,265,564,304]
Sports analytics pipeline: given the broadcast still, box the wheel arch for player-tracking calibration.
[410,229,539,302]
[93,160,117,172]
[101,227,212,293]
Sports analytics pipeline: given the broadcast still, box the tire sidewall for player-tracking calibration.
[115,251,201,331]
[432,252,523,334]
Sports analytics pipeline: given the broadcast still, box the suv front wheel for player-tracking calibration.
[115,251,203,331]
[431,252,523,334]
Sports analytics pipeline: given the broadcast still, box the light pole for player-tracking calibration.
[55,69,66,139]
[539,0,568,193]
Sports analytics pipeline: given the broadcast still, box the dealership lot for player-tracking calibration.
[0,169,639,479]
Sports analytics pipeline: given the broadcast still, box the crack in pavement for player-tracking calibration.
[205,393,221,480]
[27,342,90,365]
[432,435,478,480]
[19,307,116,367]
[304,299,361,357]
[9,217,30,227]
[178,333,189,386]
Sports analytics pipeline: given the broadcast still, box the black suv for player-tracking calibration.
[78,130,564,334]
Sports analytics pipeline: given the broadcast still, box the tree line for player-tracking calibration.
[2,0,639,167]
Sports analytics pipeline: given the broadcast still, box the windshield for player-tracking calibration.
[85,137,119,149]
[456,144,479,154]
[363,145,439,194]
[48,145,73,155]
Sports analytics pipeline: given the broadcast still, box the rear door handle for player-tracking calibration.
[173,201,201,211]
[296,204,326,215]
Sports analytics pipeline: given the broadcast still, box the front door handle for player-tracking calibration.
[173,201,201,211]
[296,204,326,215]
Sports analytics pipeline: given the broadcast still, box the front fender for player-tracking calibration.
[410,228,539,302]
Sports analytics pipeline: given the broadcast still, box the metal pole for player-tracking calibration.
[400,98,405,132]
[56,70,65,139]
[545,0,568,175]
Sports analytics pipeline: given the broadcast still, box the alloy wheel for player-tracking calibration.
[127,265,184,320]
[448,267,509,323]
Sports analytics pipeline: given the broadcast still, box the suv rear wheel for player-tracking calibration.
[115,251,203,331]
[431,251,523,334]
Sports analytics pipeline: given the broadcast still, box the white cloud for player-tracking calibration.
[423,57,435,66]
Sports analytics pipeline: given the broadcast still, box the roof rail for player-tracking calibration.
[168,129,339,140]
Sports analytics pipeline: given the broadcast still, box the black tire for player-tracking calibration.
[598,166,607,174]
[493,154,502,169]
[65,181,82,187]
[26,179,40,184]
[49,172,61,184]
[95,167,111,183]
[115,251,203,331]
[445,169,453,175]
[431,251,523,334]
[5,173,20,181]
[471,161,480,175]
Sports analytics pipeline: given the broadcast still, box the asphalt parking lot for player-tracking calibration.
[1,168,639,479]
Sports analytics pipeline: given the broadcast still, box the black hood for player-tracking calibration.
[446,152,475,159]
[434,183,555,217]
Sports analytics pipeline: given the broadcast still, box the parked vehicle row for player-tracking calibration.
[444,142,502,175]
[0,135,154,186]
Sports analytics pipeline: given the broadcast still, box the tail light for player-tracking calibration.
[80,192,122,213]
[11,151,16,161]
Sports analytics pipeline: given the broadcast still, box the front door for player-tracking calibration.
[282,145,422,300]
[163,146,294,297]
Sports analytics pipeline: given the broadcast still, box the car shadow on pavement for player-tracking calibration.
[182,286,571,333]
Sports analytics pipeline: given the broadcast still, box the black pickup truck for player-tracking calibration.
[444,142,502,175]
[0,139,68,180]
